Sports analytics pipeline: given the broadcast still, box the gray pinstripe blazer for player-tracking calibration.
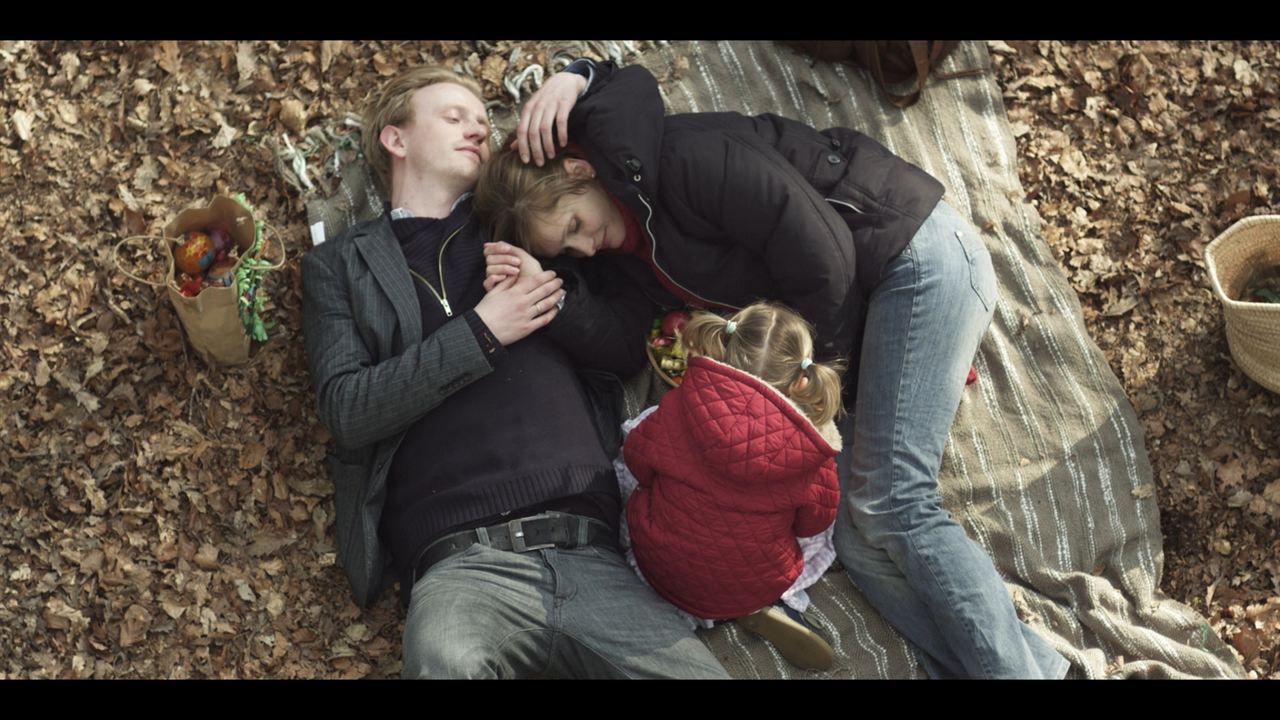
[301,215,495,607]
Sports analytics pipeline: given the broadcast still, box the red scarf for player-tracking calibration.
[608,191,643,255]
[605,189,731,311]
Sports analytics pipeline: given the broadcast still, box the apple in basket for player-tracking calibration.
[660,310,691,339]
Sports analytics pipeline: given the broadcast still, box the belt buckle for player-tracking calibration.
[507,516,557,553]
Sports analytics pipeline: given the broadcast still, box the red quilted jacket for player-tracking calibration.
[623,356,841,619]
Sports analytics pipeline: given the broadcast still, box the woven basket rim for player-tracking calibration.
[1206,214,1280,308]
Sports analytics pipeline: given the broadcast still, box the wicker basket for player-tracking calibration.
[1204,215,1280,394]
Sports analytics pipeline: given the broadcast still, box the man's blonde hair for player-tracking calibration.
[473,145,596,253]
[682,303,846,427]
[361,66,486,194]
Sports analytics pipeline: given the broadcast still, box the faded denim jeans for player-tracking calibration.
[401,539,729,679]
[834,199,1070,679]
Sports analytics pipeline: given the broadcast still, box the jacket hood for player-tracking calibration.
[679,356,840,484]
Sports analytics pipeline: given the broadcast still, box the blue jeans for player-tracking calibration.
[833,200,1070,679]
[401,540,729,679]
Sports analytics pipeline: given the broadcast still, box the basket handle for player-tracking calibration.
[251,222,287,271]
[112,235,170,288]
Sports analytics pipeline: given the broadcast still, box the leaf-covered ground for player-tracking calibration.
[1,40,1275,678]
[993,41,1280,678]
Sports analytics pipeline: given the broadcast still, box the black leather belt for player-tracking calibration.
[411,512,617,584]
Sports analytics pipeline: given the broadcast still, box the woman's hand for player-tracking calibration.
[483,241,543,292]
[474,269,564,346]
[514,70,587,166]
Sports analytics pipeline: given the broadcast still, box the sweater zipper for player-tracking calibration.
[407,220,467,317]
[634,192,741,311]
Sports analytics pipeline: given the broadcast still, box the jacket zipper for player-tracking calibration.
[634,192,741,311]
[826,197,866,214]
[407,220,467,317]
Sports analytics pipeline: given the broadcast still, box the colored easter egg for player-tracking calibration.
[208,227,233,254]
[175,231,216,275]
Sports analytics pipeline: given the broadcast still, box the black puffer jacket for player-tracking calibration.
[569,63,945,384]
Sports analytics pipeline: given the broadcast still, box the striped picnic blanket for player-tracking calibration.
[305,40,1244,679]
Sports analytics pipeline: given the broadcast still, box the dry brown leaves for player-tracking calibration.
[993,40,1280,679]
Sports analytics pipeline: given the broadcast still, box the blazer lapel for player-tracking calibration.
[354,217,422,351]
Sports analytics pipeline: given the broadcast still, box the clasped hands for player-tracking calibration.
[474,241,564,346]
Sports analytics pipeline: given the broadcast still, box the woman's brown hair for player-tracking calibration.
[681,302,846,427]
[473,145,595,251]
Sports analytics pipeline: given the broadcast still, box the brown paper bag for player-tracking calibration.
[115,195,283,366]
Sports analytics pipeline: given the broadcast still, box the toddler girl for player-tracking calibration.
[616,301,844,670]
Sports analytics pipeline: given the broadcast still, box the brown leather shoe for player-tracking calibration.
[736,603,835,671]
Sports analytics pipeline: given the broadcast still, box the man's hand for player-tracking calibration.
[515,70,587,166]
[474,269,564,346]
[483,241,544,291]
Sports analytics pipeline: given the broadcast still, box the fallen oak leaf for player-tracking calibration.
[1216,459,1245,488]
[265,592,285,618]
[211,112,237,149]
[194,543,220,570]
[12,109,33,143]
[239,442,267,470]
[235,42,257,89]
[55,100,78,126]
[371,52,396,77]
[1102,294,1141,317]
[43,597,89,632]
[1225,489,1252,508]
[155,40,181,75]
[1261,478,1280,505]
[1233,58,1256,85]
[78,550,104,576]
[83,356,104,383]
[58,51,79,82]
[160,598,187,620]
[1230,625,1259,662]
[246,533,296,557]
[320,41,345,73]
[1222,189,1250,213]
[286,477,330,497]
[234,579,257,603]
[279,98,307,135]
[50,367,100,413]
[118,604,152,648]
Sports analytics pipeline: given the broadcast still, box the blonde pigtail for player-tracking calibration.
[680,311,732,362]
[789,359,846,427]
